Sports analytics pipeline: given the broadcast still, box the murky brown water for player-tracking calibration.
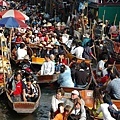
[0,85,56,120]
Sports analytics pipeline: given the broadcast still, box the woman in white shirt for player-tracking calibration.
[96,94,118,120]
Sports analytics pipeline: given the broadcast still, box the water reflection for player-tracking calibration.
[0,85,56,120]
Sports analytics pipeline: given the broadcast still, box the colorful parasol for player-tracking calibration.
[0,9,29,21]
[0,17,28,28]
[0,0,8,7]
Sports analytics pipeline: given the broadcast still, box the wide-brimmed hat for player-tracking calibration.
[45,44,53,49]
[61,22,66,26]
[24,55,30,60]
[46,22,52,27]
[39,43,43,47]
[56,22,61,27]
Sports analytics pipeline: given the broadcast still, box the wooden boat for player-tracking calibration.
[64,47,91,65]
[37,73,59,84]
[62,88,120,110]
[6,84,41,114]
[114,64,120,72]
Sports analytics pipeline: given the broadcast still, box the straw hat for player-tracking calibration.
[46,22,52,27]
[39,43,43,47]
[61,22,66,26]
[24,55,30,60]
[53,33,57,36]
[56,22,61,27]
[45,44,53,49]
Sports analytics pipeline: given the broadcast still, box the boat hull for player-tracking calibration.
[6,84,41,114]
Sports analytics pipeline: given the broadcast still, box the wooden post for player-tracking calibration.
[9,28,13,58]
[1,36,6,86]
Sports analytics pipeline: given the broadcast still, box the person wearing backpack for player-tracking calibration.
[95,93,118,120]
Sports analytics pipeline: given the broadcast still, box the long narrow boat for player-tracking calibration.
[6,84,41,114]
[37,73,59,84]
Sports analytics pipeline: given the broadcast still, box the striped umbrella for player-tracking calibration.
[0,17,28,28]
[0,9,29,21]
[0,0,8,7]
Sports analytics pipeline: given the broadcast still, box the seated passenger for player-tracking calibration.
[96,94,118,120]
[25,76,38,102]
[54,103,64,117]
[106,73,120,100]
[57,65,74,87]
[53,105,71,120]
[8,72,26,102]
[38,54,55,75]
[68,98,86,120]
[64,90,85,108]
[75,62,89,88]
[55,59,61,74]
[51,88,66,113]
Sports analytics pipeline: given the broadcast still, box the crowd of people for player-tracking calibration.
[0,0,120,120]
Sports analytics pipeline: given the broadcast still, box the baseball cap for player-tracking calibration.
[71,90,79,96]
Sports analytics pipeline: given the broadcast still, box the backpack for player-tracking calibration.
[108,105,119,119]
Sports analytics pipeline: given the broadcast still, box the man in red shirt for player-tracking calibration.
[8,72,26,102]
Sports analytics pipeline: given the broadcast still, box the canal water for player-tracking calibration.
[0,85,56,120]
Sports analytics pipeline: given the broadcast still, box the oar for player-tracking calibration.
[111,61,116,74]
[114,14,117,26]
[89,63,98,86]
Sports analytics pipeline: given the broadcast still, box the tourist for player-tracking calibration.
[39,54,55,75]
[106,73,120,100]
[59,52,68,65]
[96,54,108,76]
[54,103,64,117]
[25,76,38,102]
[51,88,66,118]
[95,94,118,120]
[53,105,72,120]
[71,42,84,59]
[57,65,74,87]
[75,62,89,88]
[8,72,26,102]
[82,42,96,61]
[68,98,86,120]
[64,90,85,108]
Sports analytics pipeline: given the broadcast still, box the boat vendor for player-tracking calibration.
[37,54,55,75]
[8,72,27,102]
